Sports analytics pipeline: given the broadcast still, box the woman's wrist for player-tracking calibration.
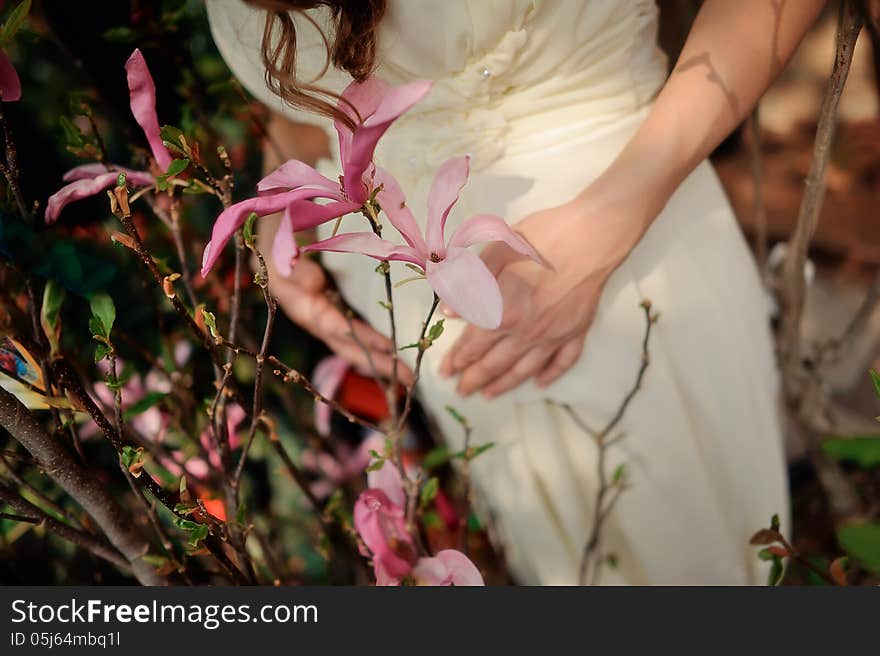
[569,115,689,272]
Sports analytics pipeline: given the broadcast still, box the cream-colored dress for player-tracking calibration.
[208,0,789,584]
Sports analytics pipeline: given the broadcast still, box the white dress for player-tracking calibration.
[208,0,789,584]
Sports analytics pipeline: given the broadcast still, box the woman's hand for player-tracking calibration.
[269,254,414,384]
[438,191,645,399]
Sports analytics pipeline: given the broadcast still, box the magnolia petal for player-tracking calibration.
[62,163,154,186]
[303,232,424,267]
[200,188,325,276]
[425,247,503,329]
[412,550,484,586]
[45,172,123,224]
[374,560,403,586]
[448,213,542,262]
[367,459,406,508]
[312,355,350,437]
[412,556,451,586]
[436,550,485,586]
[334,76,392,166]
[374,167,428,257]
[257,159,340,194]
[343,79,433,203]
[353,489,414,580]
[286,198,361,231]
[0,48,21,102]
[125,49,172,170]
[425,155,469,255]
[271,206,299,278]
[365,79,434,128]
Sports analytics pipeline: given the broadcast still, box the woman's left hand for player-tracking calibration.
[438,192,640,399]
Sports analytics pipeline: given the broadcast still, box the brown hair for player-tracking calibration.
[243,0,387,128]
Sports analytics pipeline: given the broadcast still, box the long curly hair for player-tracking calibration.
[243,0,387,128]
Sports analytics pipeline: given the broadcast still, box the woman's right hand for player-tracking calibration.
[267,251,412,384]
[285,257,415,384]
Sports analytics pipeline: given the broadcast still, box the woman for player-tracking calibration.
[207,0,824,584]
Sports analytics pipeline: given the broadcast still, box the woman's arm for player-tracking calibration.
[589,0,827,233]
[439,0,826,398]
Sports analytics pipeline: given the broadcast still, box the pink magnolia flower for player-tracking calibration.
[412,549,485,586]
[200,76,432,278]
[304,155,541,329]
[45,49,173,223]
[355,446,482,586]
[312,355,350,437]
[0,48,21,102]
[353,488,417,582]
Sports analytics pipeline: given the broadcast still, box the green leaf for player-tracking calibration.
[89,293,115,338]
[611,463,626,485]
[821,436,880,468]
[165,158,190,177]
[101,25,137,44]
[871,370,880,399]
[173,517,199,531]
[419,477,439,508]
[421,510,443,530]
[461,442,494,462]
[122,391,166,421]
[422,446,451,470]
[141,554,169,568]
[202,309,219,340]
[40,280,65,354]
[0,0,31,47]
[93,343,110,363]
[837,523,880,577]
[427,319,445,341]
[235,501,247,525]
[365,458,385,473]
[88,315,105,339]
[242,212,258,247]
[160,125,188,155]
[173,503,197,516]
[188,524,209,546]
[120,445,143,470]
[767,554,785,586]
[445,405,468,428]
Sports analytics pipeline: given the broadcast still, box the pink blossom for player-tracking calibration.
[45,49,173,223]
[312,355,350,436]
[304,156,541,329]
[200,76,432,278]
[0,48,21,102]
[412,550,485,586]
[353,489,416,581]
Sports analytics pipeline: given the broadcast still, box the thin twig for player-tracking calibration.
[559,301,655,585]
[0,483,131,570]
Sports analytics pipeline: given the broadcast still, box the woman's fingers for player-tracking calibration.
[439,324,505,380]
[326,313,414,385]
[481,346,556,400]
[454,335,531,397]
[535,335,585,388]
